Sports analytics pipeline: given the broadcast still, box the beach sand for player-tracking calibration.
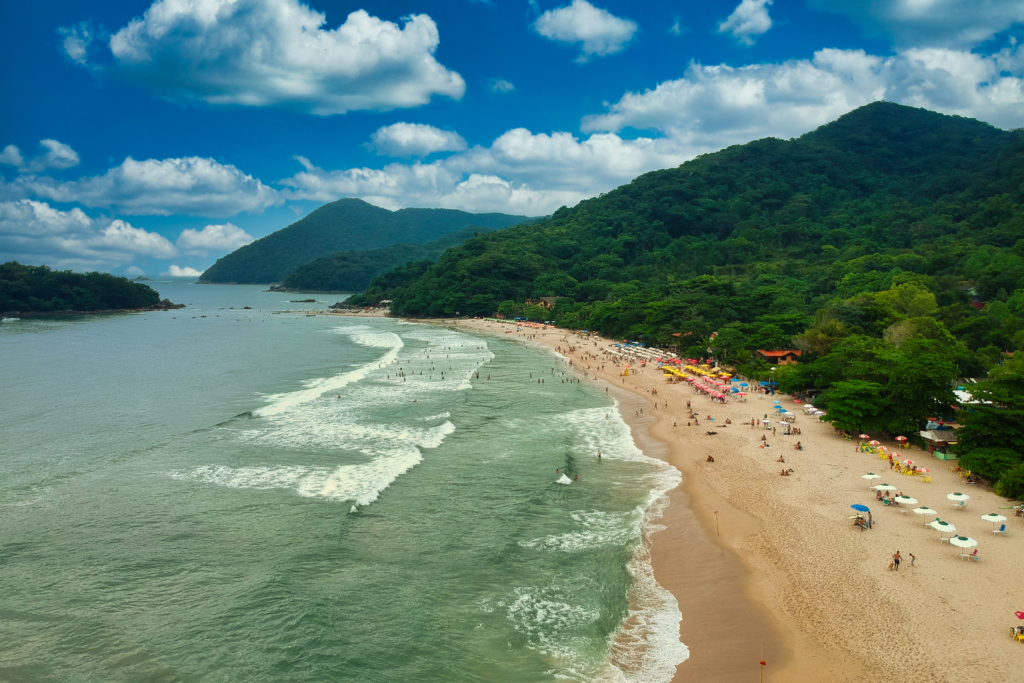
[446,319,1024,683]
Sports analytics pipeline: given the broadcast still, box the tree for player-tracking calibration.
[954,355,1024,495]
[820,380,887,432]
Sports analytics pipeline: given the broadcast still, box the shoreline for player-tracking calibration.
[335,315,1023,682]
[449,320,805,681]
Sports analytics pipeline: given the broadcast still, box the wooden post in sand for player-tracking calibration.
[714,510,720,536]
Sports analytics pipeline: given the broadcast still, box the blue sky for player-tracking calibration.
[2,0,1024,277]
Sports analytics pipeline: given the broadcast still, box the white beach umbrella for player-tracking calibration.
[862,473,881,489]
[873,483,897,492]
[949,536,978,558]
[803,404,814,410]
[930,519,956,535]
[913,506,937,526]
[894,496,918,506]
[981,513,1007,530]
[947,492,970,502]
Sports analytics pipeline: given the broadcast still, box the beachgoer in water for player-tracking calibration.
[574,475,579,481]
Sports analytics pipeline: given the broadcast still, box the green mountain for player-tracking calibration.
[1,262,167,313]
[280,226,504,292]
[350,102,1024,496]
[199,198,536,284]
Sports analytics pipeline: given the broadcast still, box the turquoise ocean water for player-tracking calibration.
[0,283,686,682]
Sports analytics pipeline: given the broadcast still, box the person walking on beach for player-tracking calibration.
[909,552,916,567]
[893,550,901,571]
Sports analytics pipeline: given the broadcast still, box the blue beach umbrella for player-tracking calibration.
[759,381,769,386]
[772,399,781,404]
[851,504,870,512]
[739,382,749,387]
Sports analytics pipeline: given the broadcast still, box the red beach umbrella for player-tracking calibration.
[1016,611,1024,620]
[895,436,908,443]
[858,434,870,440]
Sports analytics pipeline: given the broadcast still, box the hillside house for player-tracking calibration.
[755,349,802,365]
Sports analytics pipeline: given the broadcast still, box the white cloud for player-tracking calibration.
[58,21,97,67]
[280,127,686,215]
[0,145,24,167]
[176,222,254,253]
[669,15,686,36]
[489,78,516,94]
[533,0,638,62]
[717,0,773,46]
[72,0,464,115]
[164,265,204,277]
[808,0,1024,49]
[9,156,281,217]
[583,46,1024,143]
[369,123,468,158]
[96,220,178,258]
[0,199,178,270]
[0,140,80,174]
[126,266,146,277]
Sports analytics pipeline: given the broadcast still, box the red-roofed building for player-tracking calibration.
[756,349,802,365]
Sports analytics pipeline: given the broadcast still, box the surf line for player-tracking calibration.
[254,331,404,418]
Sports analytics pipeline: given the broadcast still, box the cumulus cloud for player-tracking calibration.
[533,0,638,62]
[583,46,1024,145]
[65,0,464,115]
[0,145,24,167]
[489,78,516,94]
[0,140,80,174]
[176,222,254,253]
[58,21,98,67]
[281,127,686,214]
[0,199,177,269]
[808,0,1024,49]
[369,123,468,157]
[164,265,204,277]
[8,156,281,217]
[717,0,773,46]
[125,265,146,277]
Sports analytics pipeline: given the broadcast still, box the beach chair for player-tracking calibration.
[963,549,980,562]
[922,476,931,483]
[1011,628,1024,643]
[994,524,1007,536]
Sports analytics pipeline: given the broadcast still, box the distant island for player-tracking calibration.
[133,275,154,281]
[199,198,539,285]
[1,262,183,315]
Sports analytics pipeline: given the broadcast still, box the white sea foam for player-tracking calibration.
[521,510,643,552]
[254,327,403,417]
[182,323,491,507]
[556,474,573,485]
[556,404,689,683]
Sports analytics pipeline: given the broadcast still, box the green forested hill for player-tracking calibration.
[199,198,535,284]
[349,102,1024,496]
[1,262,162,312]
[280,226,503,292]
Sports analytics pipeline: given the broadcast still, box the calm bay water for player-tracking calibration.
[0,282,685,682]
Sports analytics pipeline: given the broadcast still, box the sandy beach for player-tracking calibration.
[443,318,1024,683]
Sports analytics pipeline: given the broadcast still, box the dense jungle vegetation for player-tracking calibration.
[200,198,535,284]
[349,102,1024,497]
[0,262,161,312]
[281,226,503,292]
